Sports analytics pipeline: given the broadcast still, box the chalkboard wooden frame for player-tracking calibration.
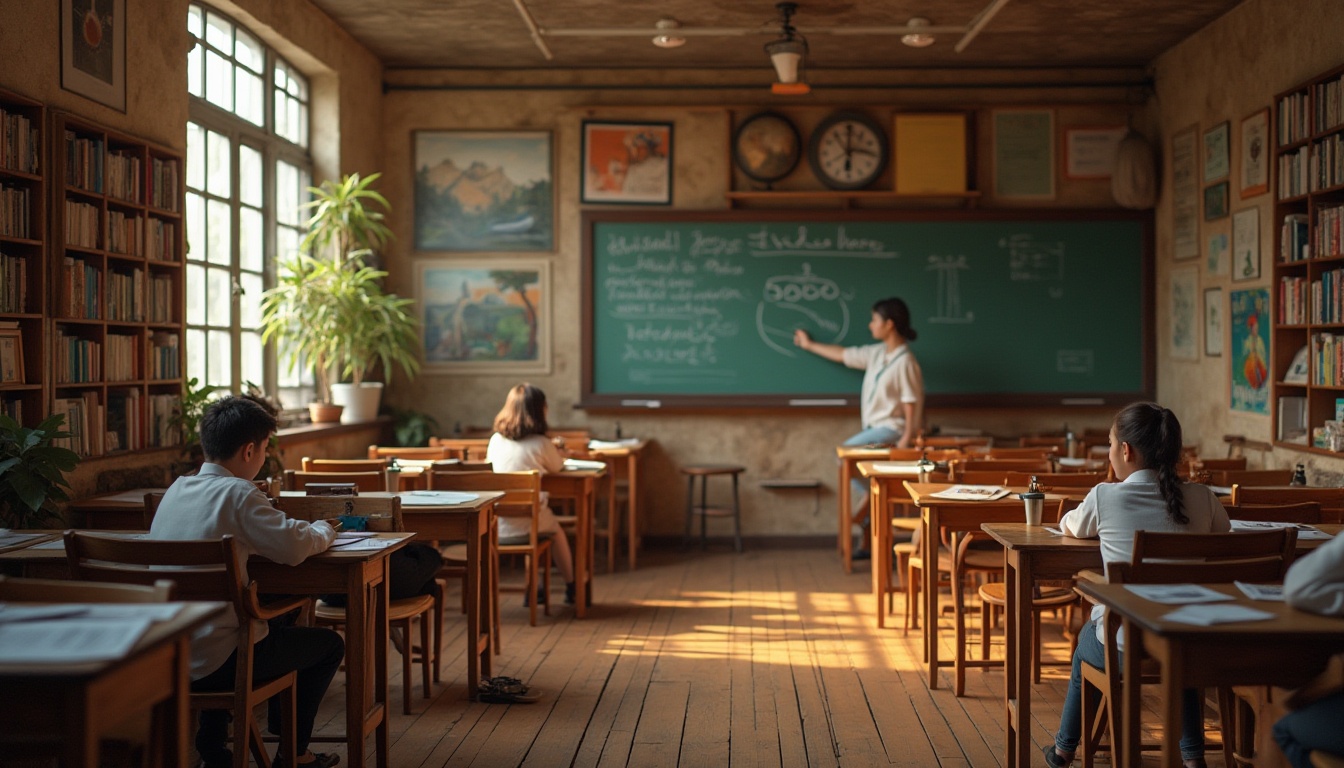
[580,209,1154,410]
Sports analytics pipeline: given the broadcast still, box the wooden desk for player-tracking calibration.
[65,487,167,529]
[544,469,603,618]
[1077,581,1344,768]
[982,522,1344,768]
[837,447,893,573]
[0,531,413,768]
[396,491,502,697]
[0,601,225,768]
[587,439,650,571]
[855,461,928,625]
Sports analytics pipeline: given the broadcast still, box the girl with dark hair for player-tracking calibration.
[1045,402,1229,768]
[485,383,576,603]
[794,296,925,557]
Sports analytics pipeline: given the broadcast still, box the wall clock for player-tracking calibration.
[807,111,888,190]
[733,112,801,185]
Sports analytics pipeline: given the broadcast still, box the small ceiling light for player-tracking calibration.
[765,2,809,94]
[901,17,936,48]
[652,18,686,48]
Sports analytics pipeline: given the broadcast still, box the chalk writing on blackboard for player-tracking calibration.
[756,264,853,356]
[747,225,901,258]
[1001,234,1066,283]
[927,254,975,325]
[1057,350,1095,374]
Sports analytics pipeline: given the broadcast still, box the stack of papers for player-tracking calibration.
[0,531,48,551]
[869,462,923,474]
[563,458,608,471]
[0,603,184,664]
[398,491,479,506]
[1162,604,1275,626]
[1124,584,1234,604]
[1235,582,1284,601]
[1230,519,1333,540]
[928,485,1011,501]
[588,438,640,450]
[329,537,399,551]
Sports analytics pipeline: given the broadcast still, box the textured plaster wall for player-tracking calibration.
[0,0,381,500]
[1152,0,1344,482]
[379,71,1140,537]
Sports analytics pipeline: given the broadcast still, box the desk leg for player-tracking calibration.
[872,476,890,628]
[345,565,368,768]
[1005,550,1031,768]
[374,559,390,768]
[627,454,639,572]
[465,511,482,698]
[1159,639,1182,768]
[169,634,192,767]
[839,459,852,571]
[925,506,941,690]
[1121,618,1143,768]
[575,486,591,618]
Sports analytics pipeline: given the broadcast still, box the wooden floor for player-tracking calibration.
[308,547,1235,767]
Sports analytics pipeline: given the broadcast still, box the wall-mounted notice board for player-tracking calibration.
[581,209,1153,409]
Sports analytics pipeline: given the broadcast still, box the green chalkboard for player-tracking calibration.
[581,210,1152,408]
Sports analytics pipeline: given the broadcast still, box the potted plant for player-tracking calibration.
[260,173,420,423]
[0,413,81,529]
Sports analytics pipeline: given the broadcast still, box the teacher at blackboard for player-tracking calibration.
[794,297,925,555]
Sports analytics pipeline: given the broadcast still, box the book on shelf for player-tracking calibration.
[150,331,179,380]
[0,252,27,313]
[0,183,31,239]
[1281,213,1310,262]
[1278,395,1308,443]
[0,108,40,174]
[63,131,104,193]
[1318,204,1343,259]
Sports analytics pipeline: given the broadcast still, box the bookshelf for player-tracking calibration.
[49,112,184,458]
[1272,62,1344,455]
[0,88,46,428]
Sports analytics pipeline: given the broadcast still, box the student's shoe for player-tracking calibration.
[521,588,547,607]
[851,548,871,561]
[1041,744,1072,767]
[272,752,340,768]
[1182,760,1208,768]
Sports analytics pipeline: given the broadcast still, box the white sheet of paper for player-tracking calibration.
[334,532,378,541]
[1043,526,1065,536]
[1125,583,1235,604]
[869,462,923,474]
[563,458,607,471]
[1162,604,1276,626]
[398,491,479,506]
[1230,519,1334,540]
[589,438,640,449]
[0,603,182,623]
[96,488,166,504]
[329,537,398,551]
[0,604,89,623]
[928,485,1011,501]
[0,532,48,549]
[1234,581,1285,602]
[0,617,154,662]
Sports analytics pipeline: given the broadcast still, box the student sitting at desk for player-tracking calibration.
[148,395,343,768]
[794,296,924,558]
[1045,402,1228,768]
[1274,530,1344,767]
[486,383,577,604]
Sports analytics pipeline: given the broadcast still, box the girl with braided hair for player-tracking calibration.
[1044,402,1229,768]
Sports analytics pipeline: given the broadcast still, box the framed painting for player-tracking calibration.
[1203,181,1229,221]
[1239,108,1270,198]
[992,109,1055,199]
[415,259,551,374]
[1202,121,1230,183]
[61,0,126,111]
[1063,126,1126,180]
[581,121,673,205]
[1230,287,1270,414]
[413,131,554,252]
[1206,229,1229,276]
[1232,207,1260,282]
[1203,287,1223,357]
[1170,267,1199,361]
[1171,126,1199,261]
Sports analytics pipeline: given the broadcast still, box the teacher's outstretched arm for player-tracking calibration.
[794,329,846,363]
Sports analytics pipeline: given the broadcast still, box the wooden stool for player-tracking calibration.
[681,464,745,552]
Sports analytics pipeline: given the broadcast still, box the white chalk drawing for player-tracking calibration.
[1001,234,1066,289]
[927,254,974,324]
[756,263,851,356]
[1057,350,1095,374]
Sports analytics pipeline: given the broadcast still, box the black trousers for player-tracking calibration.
[190,624,345,766]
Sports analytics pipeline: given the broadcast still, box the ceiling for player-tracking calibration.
[308,0,1246,72]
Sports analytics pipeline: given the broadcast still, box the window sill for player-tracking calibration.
[276,415,391,448]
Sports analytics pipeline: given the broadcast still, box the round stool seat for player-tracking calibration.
[681,464,745,476]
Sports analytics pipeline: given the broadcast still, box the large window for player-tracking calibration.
[185,4,313,406]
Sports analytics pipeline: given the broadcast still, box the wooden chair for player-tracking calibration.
[430,459,494,472]
[976,446,1058,459]
[301,457,388,473]
[951,458,1053,478]
[946,469,1019,484]
[1020,435,1069,451]
[1223,501,1322,524]
[1231,485,1344,523]
[1193,456,1249,472]
[283,469,387,494]
[64,533,301,768]
[1002,471,1107,489]
[427,437,491,462]
[977,580,1078,685]
[144,491,164,528]
[368,444,457,461]
[428,469,552,628]
[1078,529,1297,768]
[273,494,441,714]
[1208,468,1295,487]
[917,435,991,450]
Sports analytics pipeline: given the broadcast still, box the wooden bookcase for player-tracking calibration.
[1272,62,1344,455]
[0,88,47,428]
[48,112,184,458]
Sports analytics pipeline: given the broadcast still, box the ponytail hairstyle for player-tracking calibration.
[1112,402,1188,524]
[872,297,917,342]
[493,383,549,441]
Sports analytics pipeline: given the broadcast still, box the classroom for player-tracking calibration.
[2,0,1344,766]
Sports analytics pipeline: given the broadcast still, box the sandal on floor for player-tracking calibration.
[477,676,541,704]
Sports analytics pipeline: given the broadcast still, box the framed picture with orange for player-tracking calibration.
[581,121,673,205]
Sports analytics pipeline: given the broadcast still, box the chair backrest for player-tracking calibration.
[885,447,961,461]
[917,435,991,450]
[428,469,543,544]
[1111,529,1296,584]
[0,573,173,603]
[952,458,1053,476]
[1193,456,1248,472]
[302,457,388,473]
[974,446,1057,459]
[430,459,494,472]
[427,437,492,461]
[283,469,386,494]
[1231,484,1344,513]
[1019,435,1069,450]
[1209,468,1295,487]
[274,494,403,530]
[1223,501,1322,524]
[65,533,248,621]
[144,491,164,529]
[1002,471,1106,489]
[368,444,457,461]
[946,469,1017,484]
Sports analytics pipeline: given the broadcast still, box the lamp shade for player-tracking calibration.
[765,38,807,84]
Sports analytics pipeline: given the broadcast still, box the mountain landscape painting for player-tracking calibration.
[414,131,554,251]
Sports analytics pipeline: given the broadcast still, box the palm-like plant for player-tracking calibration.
[0,413,81,528]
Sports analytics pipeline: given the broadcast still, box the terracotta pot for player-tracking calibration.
[308,402,345,424]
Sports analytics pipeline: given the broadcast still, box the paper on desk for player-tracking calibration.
[31,539,67,550]
[563,458,607,471]
[589,438,640,449]
[334,532,377,541]
[0,531,48,549]
[928,485,1011,501]
[1235,582,1285,601]
[1230,520,1334,540]
[31,531,144,551]
[1043,526,1065,535]
[869,462,923,474]
[0,603,182,624]
[398,491,479,506]
[1162,604,1275,626]
[94,488,166,505]
[328,537,398,551]
[1125,583,1235,604]
[0,617,154,662]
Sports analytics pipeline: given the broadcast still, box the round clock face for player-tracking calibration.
[807,111,889,190]
[734,112,801,184]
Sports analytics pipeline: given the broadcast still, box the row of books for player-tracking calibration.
[54,332,100,383]
[105,333,139,382]
[57,256,100,319]
[1316,75,1344,134]
[1280,91,1313,146]
[149,332,180,379]
[1279,146,1311,199]
[1309,268,1344,324]
[148,274,174,323]
[0,252,27,313]
[0,109,39,175]
[51,392,103,457]
[107,210,143,255]
[1,396,21,424]
[147,393,180,448]
[1279,275,1308,324]
[147,219,177,261]
[0,183,31,238]
[1312,134,1344,192]
[1317,205,1344,260]
[107,268,144,322]
[150,157,180,213]
[104,151,141,204]
[1281,213,1310,262]
[64,200,99,248]
[64,133,104,193]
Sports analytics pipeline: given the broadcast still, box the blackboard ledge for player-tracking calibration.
[577,392,1147,411]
